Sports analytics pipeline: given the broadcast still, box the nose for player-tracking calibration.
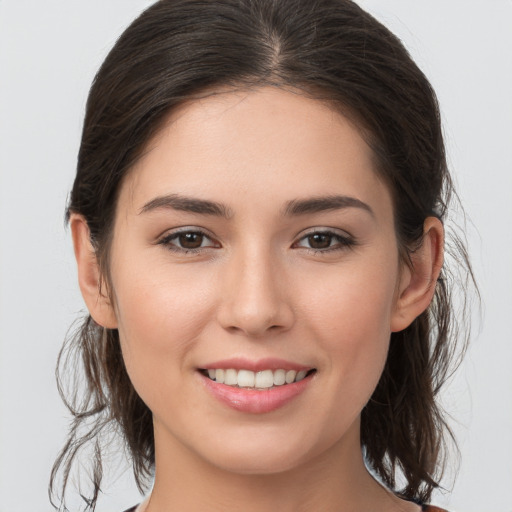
[216,246,295,338]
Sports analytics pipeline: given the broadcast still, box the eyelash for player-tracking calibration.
[157,229,219,254]
[293,230,356,254]
[157,228,356,255]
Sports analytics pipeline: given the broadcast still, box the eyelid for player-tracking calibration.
[294,226,354,241]
[292,227,357,251]
[156,226,221,251]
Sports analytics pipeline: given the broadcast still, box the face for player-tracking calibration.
[107,87,406,474]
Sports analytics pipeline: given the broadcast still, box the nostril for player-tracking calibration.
[216,273,295,336]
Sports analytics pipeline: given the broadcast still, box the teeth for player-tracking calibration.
[255,370,274,388]
[224,369,238,385]
[215,369,225,383]
[273,369,286,386]
[205,368,312,388]
[237,369,255,388]
[296,370,307,382]
[285,370,297,384]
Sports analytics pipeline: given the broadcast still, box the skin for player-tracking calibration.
[72,87,443,512]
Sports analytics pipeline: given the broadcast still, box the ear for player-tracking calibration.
[70,214,118,329]
[390,217,444,332]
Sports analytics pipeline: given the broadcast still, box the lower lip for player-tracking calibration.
[199,372,314,414]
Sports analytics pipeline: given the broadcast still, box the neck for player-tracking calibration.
[146,420,419,512]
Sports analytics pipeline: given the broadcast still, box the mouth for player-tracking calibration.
[199,368,317,390]
[197,358,317,413]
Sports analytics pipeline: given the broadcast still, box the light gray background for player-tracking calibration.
[1,1,511,511]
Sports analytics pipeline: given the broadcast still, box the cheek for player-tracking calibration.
[110,256,217,397]
[299,252,399,397]
[113,250,215,335]
[300,252,398,339]
[318,289,392,389]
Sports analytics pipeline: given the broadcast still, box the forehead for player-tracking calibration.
[122,87,392,220]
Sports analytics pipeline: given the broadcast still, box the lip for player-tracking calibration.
[197,358,316,414]
[199,357,311,372]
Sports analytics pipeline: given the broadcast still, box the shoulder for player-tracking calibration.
[422,506,450,512]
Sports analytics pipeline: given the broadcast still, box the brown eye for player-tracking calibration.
[294,230,355,253]
[178,232,204,249]
[159,229,218,253]
[307,233,333,249]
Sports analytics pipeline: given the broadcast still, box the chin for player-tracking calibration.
[189,423,337,477]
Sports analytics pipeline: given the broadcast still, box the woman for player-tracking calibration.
[51,0,473,510]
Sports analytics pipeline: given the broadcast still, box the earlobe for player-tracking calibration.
[70,214,118,329]
[390,217,444,333]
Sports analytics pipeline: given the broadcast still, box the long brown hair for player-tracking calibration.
[50,0,475,509]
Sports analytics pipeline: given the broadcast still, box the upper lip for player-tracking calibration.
[198,357,314,372]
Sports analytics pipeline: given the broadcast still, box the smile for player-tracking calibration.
[198,362,316,413]
[201,368,315,389]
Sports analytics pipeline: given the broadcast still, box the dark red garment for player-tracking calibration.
[123,505,449,511]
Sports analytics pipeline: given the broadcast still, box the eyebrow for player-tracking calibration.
[139,193,374,219]
[283,195,374,217]
[139,194,233,218]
